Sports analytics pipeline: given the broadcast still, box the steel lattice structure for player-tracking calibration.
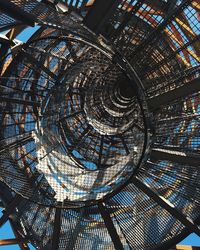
[0,0,199,250]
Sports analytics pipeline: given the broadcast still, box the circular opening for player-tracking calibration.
[0,33,151,207]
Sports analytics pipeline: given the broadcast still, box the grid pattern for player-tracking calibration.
[0,28,147,206]
[0,0,199,250]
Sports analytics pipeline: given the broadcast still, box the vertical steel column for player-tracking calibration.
[83,0,121,35]
[51,207,62,250]
[98,202,124,250]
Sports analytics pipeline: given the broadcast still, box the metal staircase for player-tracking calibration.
[0,0,199,249]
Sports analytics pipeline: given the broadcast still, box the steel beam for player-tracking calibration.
[56,110,84,121]
[0,0,35,27]
[0,238,29,246]
[0,133,33,153]
[69,126,91,151]
[0,36,13,45]
[10,219,30,250]
[132,177,200,236]
[132,0,191,55]
[51,207,61,250]
[0,96,40,107]
[147,78,200,110]
[166,0,179,13]
[0,35,13,63]
[98,202,124,250]
[145,34,200,76]
[0,46,10,71]
[98,135,104,167]
[150,148,200,167]
[112,0,145,38]
[22,51,58,82]
[144,0,168,12]
[83,0,121,35]
[0,195,22,228]
[0,23,21,33]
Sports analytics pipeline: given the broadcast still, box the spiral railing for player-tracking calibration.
[0,0,199,249]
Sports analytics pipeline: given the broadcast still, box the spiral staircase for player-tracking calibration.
[0,0,200,249]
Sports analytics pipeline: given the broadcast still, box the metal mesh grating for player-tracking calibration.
[0,26,149,207]
[0,0,199,249]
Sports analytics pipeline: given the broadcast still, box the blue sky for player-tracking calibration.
[0,6,200,249]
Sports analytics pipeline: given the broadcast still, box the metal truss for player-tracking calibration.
[0,0,199,250]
